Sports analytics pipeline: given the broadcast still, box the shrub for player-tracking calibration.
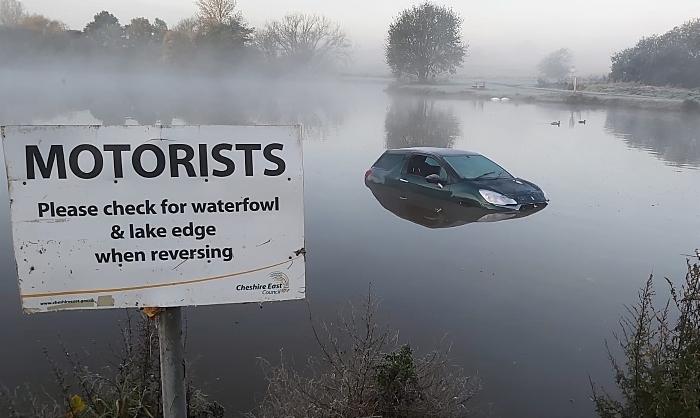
[590,250,700,418]
[245,288,482,418]
[0,311,224,418]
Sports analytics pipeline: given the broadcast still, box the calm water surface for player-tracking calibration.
[1,75,699,418]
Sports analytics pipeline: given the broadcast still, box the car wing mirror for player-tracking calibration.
[425,174,445,188]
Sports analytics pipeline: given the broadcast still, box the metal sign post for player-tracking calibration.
[157,307,187,418]
[1,124,306,418]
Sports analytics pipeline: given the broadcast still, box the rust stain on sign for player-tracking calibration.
[142,307,166,318]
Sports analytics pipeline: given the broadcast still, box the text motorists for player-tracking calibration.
[25,142,286,180]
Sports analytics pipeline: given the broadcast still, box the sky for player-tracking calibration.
[19,0,700,76]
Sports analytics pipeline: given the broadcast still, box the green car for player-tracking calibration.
[366,181,546,228]
[364,147,549,212]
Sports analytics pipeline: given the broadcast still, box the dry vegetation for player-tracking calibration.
[245,288,482,418]
[0,288,481,418]
[0,312,224,418]
[3,252,698,418]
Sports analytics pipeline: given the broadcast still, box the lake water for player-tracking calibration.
[1,72,699,418]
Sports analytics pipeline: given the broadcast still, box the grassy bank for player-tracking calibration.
[385,80,700,112]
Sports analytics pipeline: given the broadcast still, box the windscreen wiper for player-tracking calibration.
[471,171,496,180]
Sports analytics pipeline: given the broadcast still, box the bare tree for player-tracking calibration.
[195,0,241,26]
[256,13,353,72]
[172,16,199,35]
[252,28,278,61]
[0,0,25,26]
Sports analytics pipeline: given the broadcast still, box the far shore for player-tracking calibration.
[382,80,700,113]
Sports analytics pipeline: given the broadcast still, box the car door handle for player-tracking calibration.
[399,196,407,200]
[399,178,408,183]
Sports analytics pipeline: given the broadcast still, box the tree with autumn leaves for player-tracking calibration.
[0,0,354,74]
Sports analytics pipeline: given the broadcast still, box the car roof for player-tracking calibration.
[385,147,482,157]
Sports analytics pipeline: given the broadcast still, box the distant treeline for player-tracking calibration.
[3,0,471,83]
[610,18,700,89]
[0,0,353,76]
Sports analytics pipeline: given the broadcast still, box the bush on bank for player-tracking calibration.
[0,289,482,418]
[245,289,482,418]
[0,312,224,418]
[591,250,700,418]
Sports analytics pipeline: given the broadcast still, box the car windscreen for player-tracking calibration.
[443,155,513,180]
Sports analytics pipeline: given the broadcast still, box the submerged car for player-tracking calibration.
[366,181,546,228]
[364,147,549,211]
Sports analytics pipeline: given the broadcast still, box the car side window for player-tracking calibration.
[373,152,405,170]
[425,157,448,181]
[406,155,447,181]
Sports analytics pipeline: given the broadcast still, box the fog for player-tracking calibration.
[2,1,700,417]
[0,67,354,142]
[16,0,700,76]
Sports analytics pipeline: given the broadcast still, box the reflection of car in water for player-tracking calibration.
[364,147,549,212]
[366,181,545,228]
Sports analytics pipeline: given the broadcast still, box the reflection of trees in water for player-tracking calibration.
[0,76,345,140]
[604,109,700,168]
[248,90,345,141]
[384,98,461,149]
[84,84,344,138]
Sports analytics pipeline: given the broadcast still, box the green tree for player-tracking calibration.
[125,17,154,46]
[385,1,468,82]
[123,17,167,47]
[193,19,252,51]
[537,48,573,81]
[609,18,700,88]
[83,10,123,48]
[254,13,352,72]
[84,10,119,33]
[152,17,168,43]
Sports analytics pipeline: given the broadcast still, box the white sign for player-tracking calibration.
[1,125,305,313]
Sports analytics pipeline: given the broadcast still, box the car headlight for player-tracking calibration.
[479,189,517,206]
